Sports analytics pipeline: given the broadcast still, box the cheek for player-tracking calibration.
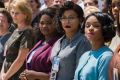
[95,29,103,37]
[49,26,56,32]
[84,27,88,34]
[39,25,43,30]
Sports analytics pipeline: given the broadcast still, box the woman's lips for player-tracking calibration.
[87,32,95,36]
[64,25,71,28]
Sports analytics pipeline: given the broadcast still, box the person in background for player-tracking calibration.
[1,0,17,33]
[0,1,34,80]
[84,6,100,17]
[0,8,12,71]
[109,0,120,52]
[71,0,84,10]
[52,0,66,6]
[49,1,91,80]
[27,0,41,28]
[40,0,53,11]
[39,0,44,6]
[0,2,5,8]
[109,45,120,80]
[101,0,108,13]
[27,0,44,44]
[109,0,120,80]
[74,12,115,80]
[19,6,61,80]
[3,0,13,12]
[83,0,98,8]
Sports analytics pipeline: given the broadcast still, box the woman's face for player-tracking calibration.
[10,8,26,24]
[39,14,56,37]
[60,10,80,35]
[112,1,120,22]
[27,0,39,11]
[84,0,97,8]
[85,16,104,42]
[0,13,9,30]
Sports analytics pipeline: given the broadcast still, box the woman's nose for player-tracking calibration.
[88,25,94,31]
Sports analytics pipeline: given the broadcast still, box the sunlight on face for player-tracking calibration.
[85,16,103,42]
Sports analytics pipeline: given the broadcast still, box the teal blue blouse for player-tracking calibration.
[74,45,113,80]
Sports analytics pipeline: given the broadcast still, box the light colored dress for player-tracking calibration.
[74,45,113,80]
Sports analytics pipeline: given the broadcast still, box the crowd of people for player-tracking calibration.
[0,0,119,80]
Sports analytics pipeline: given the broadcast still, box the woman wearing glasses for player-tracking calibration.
[50,1,91,80]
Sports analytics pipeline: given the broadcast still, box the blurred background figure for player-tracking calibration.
[101,0,108,13]
[109,0,120,52]
[52,0,66,6]
[84,6,100,17]
[39,0,45,6]
[40,0,53,11]
[2,0,13,12]
[0,1,5,8]
[27,0,44,44]
[71,0,84,10]
[83,0,98,8]
[109,0,120,80]
[0,8,12,71]
[27,0,41,28]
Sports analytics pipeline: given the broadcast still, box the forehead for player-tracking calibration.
[40,14,52,21]
[86,16,99,23]
[63,10,78,16]
[112,0,120,3]
[0,13,7,19]
[84,0,94,3]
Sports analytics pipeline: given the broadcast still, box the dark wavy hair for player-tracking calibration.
[57,1,84,34]
[0,8,13,24]
[38,6,63,36]
[82,12,115,42]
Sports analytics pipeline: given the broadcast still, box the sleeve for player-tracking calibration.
[98,51,113,80]
[20,29,35,49]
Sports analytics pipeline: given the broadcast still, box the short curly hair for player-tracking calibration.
[82,12,115,42]
[57,1,84,34]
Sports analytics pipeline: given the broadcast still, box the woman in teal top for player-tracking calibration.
[74,12,115,80]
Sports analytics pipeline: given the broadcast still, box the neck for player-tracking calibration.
[66,31,77,40]
[45,34,55,42]
[17,23,28,30]
[91,39,104,50]
[32,9,38,14]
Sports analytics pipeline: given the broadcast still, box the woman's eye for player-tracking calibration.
[85,24,90,28]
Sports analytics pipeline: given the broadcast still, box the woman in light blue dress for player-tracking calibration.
[74,12,115,80]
